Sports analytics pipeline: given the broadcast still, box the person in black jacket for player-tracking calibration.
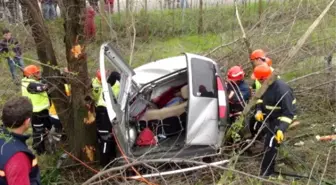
[22,65,51,155]
[0,28,24,83]
[253,65,296,177]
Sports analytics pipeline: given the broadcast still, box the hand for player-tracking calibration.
[275,130,284,144]
[43,84,49,90]
[255,110,264,122]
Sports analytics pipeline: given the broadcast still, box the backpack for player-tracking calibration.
[136,128,157,146]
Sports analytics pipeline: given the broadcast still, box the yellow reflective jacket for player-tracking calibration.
[91,77,120,107]
[21,77,50,113]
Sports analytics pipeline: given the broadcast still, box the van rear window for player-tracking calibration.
[190,58,217,98]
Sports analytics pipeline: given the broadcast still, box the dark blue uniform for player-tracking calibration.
[0,127,41,185]
[255,79,296,176]
[227,80,251,123]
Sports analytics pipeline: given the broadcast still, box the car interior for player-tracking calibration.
[128,70,189,155]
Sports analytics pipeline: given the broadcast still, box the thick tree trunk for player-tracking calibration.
[61,0,96,160]
[20,0,95,161]
[19,0,69,126]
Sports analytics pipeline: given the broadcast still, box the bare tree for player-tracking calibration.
[61,0,96,160]
[20,0,96,161]
[18,0,68,123]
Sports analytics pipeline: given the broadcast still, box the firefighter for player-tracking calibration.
[226,66,251,123]
[92,70,120,166]
[253,65,296,177]
[250,49,274,92]
[249,49,274,139]
[21,65,51,155]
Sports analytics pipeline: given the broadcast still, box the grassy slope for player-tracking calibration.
[0,0,335,184]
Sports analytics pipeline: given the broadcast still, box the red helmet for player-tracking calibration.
[24,65,40,77]
[227,66,245,82]
[250,49,266,60]
[96,69,107,82]
[253,65,272,80]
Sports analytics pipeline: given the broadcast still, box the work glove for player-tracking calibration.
[255,110,264,122]
[275,130,284,144]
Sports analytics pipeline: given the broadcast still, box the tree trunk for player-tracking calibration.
[61,0,96,161]
[144,0,149,40]
[126,0,130,15]
[117,0,120,14]
[18,0,69,127]
[198,0,203,34]
[89,0,99,12]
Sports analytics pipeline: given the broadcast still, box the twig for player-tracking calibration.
[284,0,303,44]
[295,80,336,93]
[83,158,287,185]
[319,147,333,185]
[204,38,241,57]
[234,0,252,55]
[285,133,314,144]
[307,155,319,185]
[61,148,99,174]
[287,67,331,84]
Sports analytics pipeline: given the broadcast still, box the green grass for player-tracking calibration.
[130,33,223,67]
[1,0,336,184]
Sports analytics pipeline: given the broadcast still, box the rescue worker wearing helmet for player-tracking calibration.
[250,49,274,92]
[249,49,275,140]
[91,70,120,166]
[21,65,51,155]
[253,65,296,177]
[226,66,251,123]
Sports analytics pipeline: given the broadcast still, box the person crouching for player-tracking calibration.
[227,65,251,123]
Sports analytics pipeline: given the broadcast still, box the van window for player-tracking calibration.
[190,58,216,98]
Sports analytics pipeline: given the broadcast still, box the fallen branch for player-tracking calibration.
[234,0,252,57]
[287,67,331,84]
[83,158,287,185]
[295,80,336,93]
[285,133,314,144]
[204,38,241,57]
[319,147,333,185]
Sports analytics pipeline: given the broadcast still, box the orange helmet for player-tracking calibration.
[24,65,40,77]
[227,66,245,82]
[264,57,272,66]
[253,65,272,80]
[250,49,265,60]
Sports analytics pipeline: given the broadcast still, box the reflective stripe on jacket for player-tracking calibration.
[256,79,296,132]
